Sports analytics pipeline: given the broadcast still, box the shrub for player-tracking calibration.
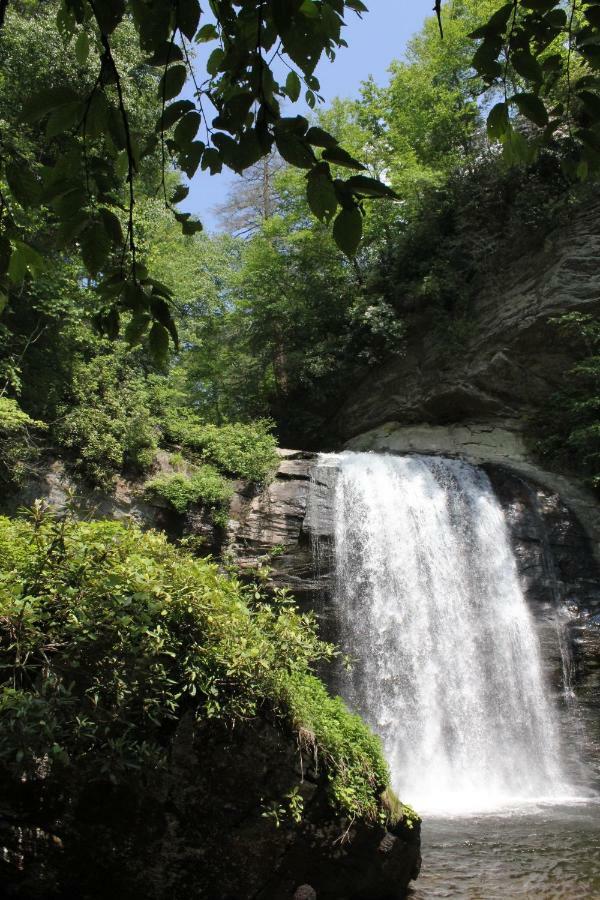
[144,466,232,515]
[0,512,391,824]
[0,396,45,486]
[162,413,278,483]
[55,351,158,490]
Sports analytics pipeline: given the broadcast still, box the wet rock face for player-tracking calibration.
[225,450,324,602]
[485,466,600,774]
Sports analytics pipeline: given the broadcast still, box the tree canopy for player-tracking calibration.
[0,0,399,356]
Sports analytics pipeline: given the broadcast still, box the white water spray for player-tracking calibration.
[315,452,575,815]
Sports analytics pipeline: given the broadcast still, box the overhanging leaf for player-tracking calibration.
[158,65,187,102]
[486,101,510,140]
[306,166,338,223]
[322,146,366,170]
[149,321,170,364]
[333,207,363,256]
[511,92,548,127]
[346,175,399,199]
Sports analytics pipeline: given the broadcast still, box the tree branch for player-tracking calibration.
[89,1,138,281]
[434,1,443,39]
[0,0,10,30]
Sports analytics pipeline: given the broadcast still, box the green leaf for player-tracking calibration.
[286,70,302,102]
[80,221,110,275]
[46,100,83,139]
[5,164,40,207]
[321,146,366,170]
[174,211,203,235]
[94,0,125,34]
[511,50,544,83]
[333,207,363,256]
[158,65,187,102]
[23,86,79,123]
[103,306,120,340]
[176,0,201,40]
[345,175,399,199]
[196,24,219,43]
[275,133,316,169]
[306,165,338,223]
[149,322,170,364]
[468,3,514,39]
[178,141,205,178]
[86,91,110,138]
[174,112,201,145]
[299,0,319,17]
[511,92,548,127]
[157,100,196,132]
[8,241,45,283]
[472,40,503,80]
[125,312,151,346]
[201,148,223,174]
[75,30,90,65]
[170,184,190,204]
[99,208,124,245]
[207,48,225,76]
[577,90,600,120]
[147,42,184,66]
[486,101,510,140]
[305,126,338,148]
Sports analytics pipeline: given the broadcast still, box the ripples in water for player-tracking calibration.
[408,803,600,899]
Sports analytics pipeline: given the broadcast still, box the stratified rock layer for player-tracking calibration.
[333,201,600,445]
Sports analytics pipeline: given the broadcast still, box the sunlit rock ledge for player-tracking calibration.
[345,421,600,563]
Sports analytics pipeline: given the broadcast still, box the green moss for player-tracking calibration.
[282,672,391,821]
[144,466,232,514]
[380,787,420,829]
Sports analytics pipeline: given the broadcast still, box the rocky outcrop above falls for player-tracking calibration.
[333,202,600,443]
[329,202,600,548]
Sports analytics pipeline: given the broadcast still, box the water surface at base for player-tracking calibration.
[409,804,600,899]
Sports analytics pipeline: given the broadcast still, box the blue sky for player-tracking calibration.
[184,1,434,229]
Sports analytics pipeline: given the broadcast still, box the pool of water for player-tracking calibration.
[408,803,600,899]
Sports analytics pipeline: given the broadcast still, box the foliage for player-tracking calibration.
[55,346,158,489]
[160,414,278,482]
[283,671,390,820]
[185,421,279,482]
[472,0,600,175]
[0,396,45,486]
[144,466,232,515]
[0,0,396,362]
[532,313,600,487]
[0,511,391,823]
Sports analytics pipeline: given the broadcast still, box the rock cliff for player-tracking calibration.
[324,201,600,553]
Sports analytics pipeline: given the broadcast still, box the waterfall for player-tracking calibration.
[314,451,576,815]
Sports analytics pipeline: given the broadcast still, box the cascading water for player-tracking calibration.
[314,451,578,815]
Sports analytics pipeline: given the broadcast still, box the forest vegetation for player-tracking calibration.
[1,0,600,894]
